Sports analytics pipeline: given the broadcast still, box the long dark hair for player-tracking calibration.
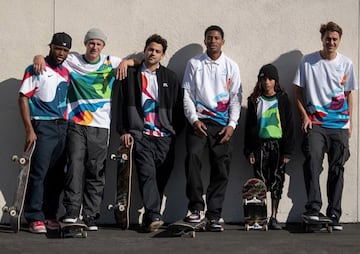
[249,80,285,100]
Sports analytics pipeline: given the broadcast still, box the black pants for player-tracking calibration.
[133,135,174,223]
[302,125,350,219]
[185,120,232,220]
[253,139,285,200]
[63,123,108,219]
[24,120,67,222]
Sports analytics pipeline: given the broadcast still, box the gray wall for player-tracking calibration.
[0,0,359,224]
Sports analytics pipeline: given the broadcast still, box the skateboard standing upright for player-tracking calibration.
[108,137,134,229]
[167,220,207,238]
[242,178,268,231]
[2,141,36,233]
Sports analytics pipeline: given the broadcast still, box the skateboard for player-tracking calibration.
[167,220,207,238]
[302,214,333,233]
[108,137,134,229]
[242,178,268,231]
[58,221,88,238]
[2,141,36,233]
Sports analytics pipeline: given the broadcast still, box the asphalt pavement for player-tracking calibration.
[0,223,359,254]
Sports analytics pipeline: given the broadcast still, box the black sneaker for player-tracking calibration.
[184,211,202,223]
[268,217,282,230]
[83,216,98,231]
[206,219,224,232]
[302,210,319,221]
[329,215,343,231]
[147,218,164,232]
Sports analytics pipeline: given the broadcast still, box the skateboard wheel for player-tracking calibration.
[11,155,19,162]
[245,224,249,231]
[9,209,17,217]
[107,204,113,210]
[119,205,125,212]
[2,206,8,212]
[327,226,333,233]
[110,154,117,160]
[82,231,88,238]
[244,199,248,205]
[121,153,128,161]
[19,157,26,165]
[264,225,268,231]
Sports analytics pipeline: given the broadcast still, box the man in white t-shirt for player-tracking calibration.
[182,25,242,232]
[294,21,358,231]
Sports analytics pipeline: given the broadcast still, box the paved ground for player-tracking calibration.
[0,223,359,254]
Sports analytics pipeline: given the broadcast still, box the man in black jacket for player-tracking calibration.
[114,34,184,232]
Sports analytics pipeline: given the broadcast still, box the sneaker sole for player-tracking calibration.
[149,220,164,232]
[29,228,47,234]
[332,225,343,231]
[63,218,77,223]
[301,214,319,221]
[86,226,98,231]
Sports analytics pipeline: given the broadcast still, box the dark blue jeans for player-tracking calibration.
[302,125,350,219]
[24,120,67,222]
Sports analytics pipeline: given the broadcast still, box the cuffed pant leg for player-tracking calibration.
[326,128,349,219]
[63,123,87,217]
[302,125,326,212]
[82,127,108,219]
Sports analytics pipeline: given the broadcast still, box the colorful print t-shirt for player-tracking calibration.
[257,95,282,139]
[64,52,121,129]
[141,65,169,137]
[293,51,358,129]
[19,58,70,120]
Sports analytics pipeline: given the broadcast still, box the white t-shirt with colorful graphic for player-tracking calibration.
[183,52,242,128]
[64,52,121,129]
[293,51,357,129]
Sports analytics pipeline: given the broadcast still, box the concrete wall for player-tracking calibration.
[0,0,359,224]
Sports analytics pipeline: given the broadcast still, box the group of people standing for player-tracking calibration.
[18,21,357,234]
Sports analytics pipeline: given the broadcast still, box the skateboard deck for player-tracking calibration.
[242,178,268,231]
[167,220,206,238]
[302,214,332,233]
[59,221,88,238]
[108,138,134,229]
[2,141,36,233]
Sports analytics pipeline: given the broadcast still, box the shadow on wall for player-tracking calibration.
[272,50,305,222]
[104,48,308,224]
[167,43,204,82]
[0,78,25,223]
[0,49,307,225]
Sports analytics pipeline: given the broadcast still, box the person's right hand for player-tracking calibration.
[301,116,313,133]
[120,134,133,148]
[24,130,37,152]
[33,55,46,75]
[193,120,207,137]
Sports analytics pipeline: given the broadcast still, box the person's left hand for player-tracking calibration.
[218,126,234,144]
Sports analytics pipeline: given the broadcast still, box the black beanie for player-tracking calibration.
[258,64,279,83]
